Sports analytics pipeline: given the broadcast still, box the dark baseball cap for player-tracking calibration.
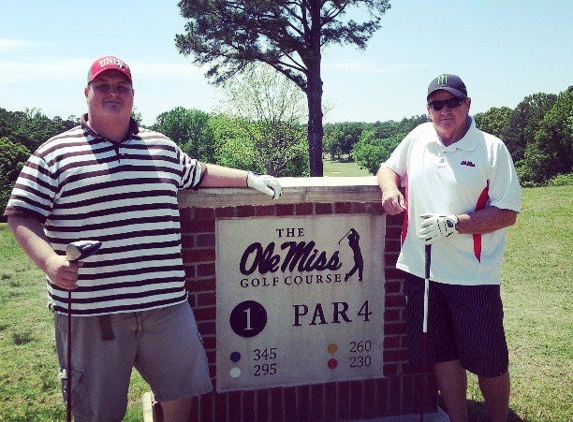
[87,56,132,85]
[427,74,467,100]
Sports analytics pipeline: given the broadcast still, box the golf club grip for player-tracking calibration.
[424,244,431,280]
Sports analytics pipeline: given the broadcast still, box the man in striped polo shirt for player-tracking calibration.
[4,56,281,422]
[377,74,521,422]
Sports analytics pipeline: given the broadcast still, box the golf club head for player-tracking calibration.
[66,240,102,261]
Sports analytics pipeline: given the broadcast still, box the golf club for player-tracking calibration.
[420,243,432,422]
[64,240,102,422]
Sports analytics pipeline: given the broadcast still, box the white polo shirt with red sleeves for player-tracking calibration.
[382,117,521,286]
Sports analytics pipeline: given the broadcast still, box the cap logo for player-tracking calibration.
[436,74,448,86]
[99,56,126,69]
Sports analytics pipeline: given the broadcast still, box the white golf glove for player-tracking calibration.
[247,171,282,200]
[419,213,459,244]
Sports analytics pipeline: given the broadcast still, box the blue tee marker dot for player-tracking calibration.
[230,351,242,362]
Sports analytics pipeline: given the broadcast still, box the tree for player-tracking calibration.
[351,114,428,174]
[501,93,557,162]
[218,65,309,176]
[152,107,217,162]
[519,87,573,185]
[0,137,30,215]
[324,122,366,160]
[474,106,512,140]
[352,132,401,175]
[175,0,392,176]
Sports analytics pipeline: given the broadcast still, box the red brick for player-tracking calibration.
[213,392,227,422]
[384,309,401,321]
[197,292,216,306]
[256,205,276,216]
[324,382,337,421]
[385,295,405,308]
[198,393,213,422]
[185,248,216,263]
[387,376,401,414]
[216,207,236,218]
[363,202,385,215]
[269,388,283,422]
[362,379,377,419]
[295,202,313,215]
[193,306,216,321]
[315,202,333,214]
[384,363,398,376]
[384,335,401,349]
[334,202,352,213]
[190,219,216,233]
[384,321,407,336]
[189,277,216,292]
[194,207,215,219]
[237,205,256,217]
[198,263,216,277]
[198,320,215,335]
[283,387,297,421]
[196,233,216,247]
[276,203,295,216]
[228,391,242,422]
[310,384,324,421]
[296,385,310,421]
[242,390,256,422]
[384,280,402,294]
[337,382,350,420]
[348,380,364,420]
[384,348,410,363]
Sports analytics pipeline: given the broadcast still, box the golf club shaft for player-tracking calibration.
[67,290,72,422]
[420,244,432,422]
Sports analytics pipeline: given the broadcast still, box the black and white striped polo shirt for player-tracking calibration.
[6,116,204,316]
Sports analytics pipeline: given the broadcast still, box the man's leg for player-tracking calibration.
[478,371,510,422]
[434,359,469,422]
[161,396,193,422]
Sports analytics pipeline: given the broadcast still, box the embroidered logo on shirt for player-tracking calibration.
[460,160,476,167]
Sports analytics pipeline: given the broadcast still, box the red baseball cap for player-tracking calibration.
[87,56,132,85]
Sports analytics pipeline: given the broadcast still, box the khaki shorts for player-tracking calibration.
[55,302,213,422]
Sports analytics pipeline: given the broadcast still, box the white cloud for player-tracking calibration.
[324,61,427,74]
[0,38,39,51]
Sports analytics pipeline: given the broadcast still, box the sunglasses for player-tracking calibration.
[428,97,465,111]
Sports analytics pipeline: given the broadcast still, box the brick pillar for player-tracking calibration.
[175,177,438,422]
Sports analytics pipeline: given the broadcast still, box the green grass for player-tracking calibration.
[0,178,571,421]
[323,157,372,177]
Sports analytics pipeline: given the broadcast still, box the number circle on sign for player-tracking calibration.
[230,300,267,338]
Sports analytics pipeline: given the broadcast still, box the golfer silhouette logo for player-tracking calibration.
[339,228,364,281]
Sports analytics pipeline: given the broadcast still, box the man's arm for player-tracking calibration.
[7,215,80,289]
[198,163,249,188]
[377,166,406,215]
[456,207,518,235]
[419,207,518,244]
[199,164,281,199]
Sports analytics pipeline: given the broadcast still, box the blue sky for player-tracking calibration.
[1,1,571,126]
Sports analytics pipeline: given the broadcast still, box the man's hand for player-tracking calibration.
[419,213,459,244]
[45,254,82,290]
[247,172,282,200]
[381,189,406,215]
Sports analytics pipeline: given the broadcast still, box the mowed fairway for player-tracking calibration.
[0,162,571,421]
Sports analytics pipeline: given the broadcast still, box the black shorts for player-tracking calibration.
[404,273,509,377]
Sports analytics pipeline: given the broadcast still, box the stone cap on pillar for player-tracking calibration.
[178,176,380,208]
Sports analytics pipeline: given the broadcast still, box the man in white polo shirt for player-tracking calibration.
[377,74,521,422]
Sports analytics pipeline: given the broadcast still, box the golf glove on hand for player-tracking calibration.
[247,171,282,200]
[419,213,459,244]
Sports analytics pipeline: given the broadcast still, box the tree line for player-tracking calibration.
[1,84,572,215]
